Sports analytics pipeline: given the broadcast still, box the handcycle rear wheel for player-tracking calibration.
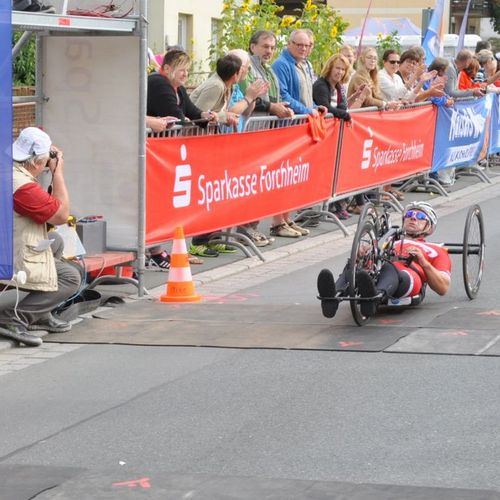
[349,217,379,326]
[463,204,485,299]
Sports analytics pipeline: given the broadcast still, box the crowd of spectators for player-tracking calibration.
[146,31,500,255]
[140,35,497,248]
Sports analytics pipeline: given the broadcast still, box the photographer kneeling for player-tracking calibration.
[0,128,81,347]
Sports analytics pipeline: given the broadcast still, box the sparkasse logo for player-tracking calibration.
[361,127,374,170]
[173,145,192,208]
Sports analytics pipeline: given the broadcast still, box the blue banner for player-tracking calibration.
[0,2,13,280]
[432,97,491,172]
[488,93,500,155]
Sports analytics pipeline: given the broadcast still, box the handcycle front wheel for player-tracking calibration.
[349,217,379,326]
[463,204,485,299]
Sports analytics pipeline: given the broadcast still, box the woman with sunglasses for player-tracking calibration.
[379,49,417,103]
[380,49,440,105]
[317,201,451,319]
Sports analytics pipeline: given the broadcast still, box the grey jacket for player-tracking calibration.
[445,61,474,99]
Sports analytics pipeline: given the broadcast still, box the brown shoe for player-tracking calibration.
[270,223,301,238]
[287,221,310,236]
[348,205,363,215]
[384,187,405,201]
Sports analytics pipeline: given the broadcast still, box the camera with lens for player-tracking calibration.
[49,150,58,159]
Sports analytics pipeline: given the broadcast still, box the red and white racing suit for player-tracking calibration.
[393,239,452,297]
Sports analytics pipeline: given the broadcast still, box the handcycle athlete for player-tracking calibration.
[317,201,452,319]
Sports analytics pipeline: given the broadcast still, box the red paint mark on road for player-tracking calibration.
[441,331,468,337]
[378,319,401,325]
[477,310,500,316]
[112,477,151,489]
[202,295,226,304]
[338,341,364,347]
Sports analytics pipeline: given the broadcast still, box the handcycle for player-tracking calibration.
[332,202,485,326]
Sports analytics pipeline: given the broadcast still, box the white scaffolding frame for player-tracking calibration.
[12,4,148,295]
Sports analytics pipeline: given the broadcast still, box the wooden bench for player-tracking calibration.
[0,252,140,296]
[79,251,138,291]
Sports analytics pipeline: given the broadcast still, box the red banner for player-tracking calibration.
[334,106,437,195]
[146,120,340,244]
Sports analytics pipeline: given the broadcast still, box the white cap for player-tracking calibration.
[12,127,52,162]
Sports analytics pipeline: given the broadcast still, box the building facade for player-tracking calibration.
[147,0,224,73]
[146,0,496,76]
[449,0,493,36]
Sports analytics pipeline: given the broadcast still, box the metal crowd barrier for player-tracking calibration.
[428,97,490,187]
[147,122,222,138]
[351,101,491,195]
[243,113,309,132]
[145,98,494,261]
[450,97,492,185]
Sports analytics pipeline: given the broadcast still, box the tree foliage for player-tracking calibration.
[492,0,500,33]
[210,0,348,74]
[12,32,36,86]
[375,31,402,66]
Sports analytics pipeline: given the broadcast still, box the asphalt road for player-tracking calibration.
[0,192,499,498]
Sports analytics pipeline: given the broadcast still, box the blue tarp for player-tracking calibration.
[0,2,13,280]
[345,17,421,37]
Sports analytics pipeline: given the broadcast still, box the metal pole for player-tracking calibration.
[12,30,32,59]
[35,33,43,127]
[137,0,147,297]
[421,8,433,44]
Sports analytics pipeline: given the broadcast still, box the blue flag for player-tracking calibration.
[422,0,446,67]
[0,2,13,280]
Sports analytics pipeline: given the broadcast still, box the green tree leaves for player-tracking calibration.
[12,32,35,86]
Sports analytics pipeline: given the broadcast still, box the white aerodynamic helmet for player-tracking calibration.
[403,201,437,235]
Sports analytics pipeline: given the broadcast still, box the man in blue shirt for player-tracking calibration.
[272,29,325,116]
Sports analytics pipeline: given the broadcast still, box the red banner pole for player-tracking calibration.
[356,0,374,59]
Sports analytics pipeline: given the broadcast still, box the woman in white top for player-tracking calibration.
[378,49,416,102]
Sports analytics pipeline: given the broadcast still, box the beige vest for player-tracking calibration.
[190,73,231,123]
[0,164,57,291]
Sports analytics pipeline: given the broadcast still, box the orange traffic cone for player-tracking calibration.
[160,226,202,303]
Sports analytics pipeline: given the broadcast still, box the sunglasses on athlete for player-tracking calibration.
[404,210,429,221]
